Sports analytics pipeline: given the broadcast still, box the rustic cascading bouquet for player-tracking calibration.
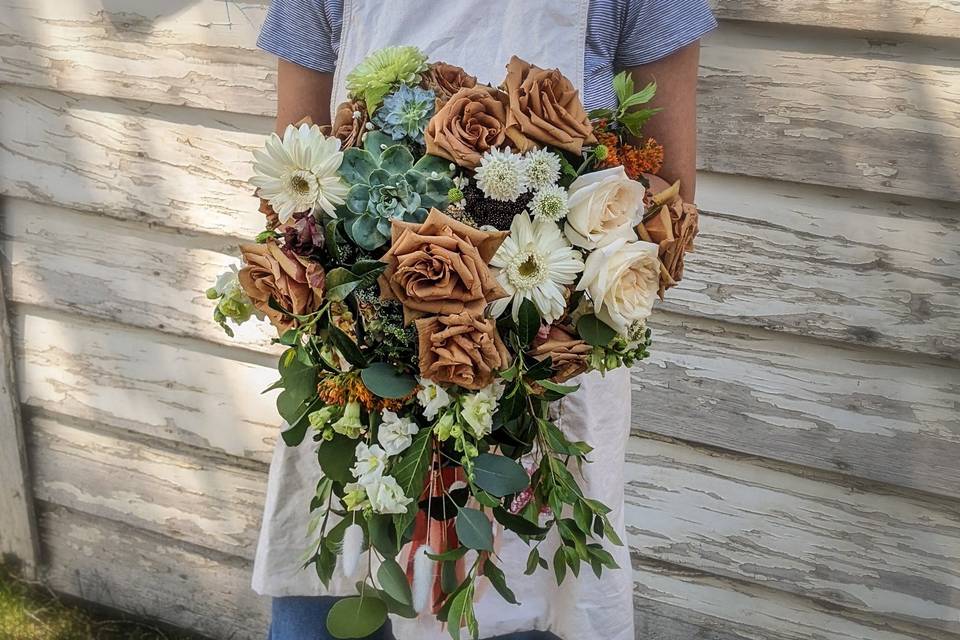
[209,46,699,639]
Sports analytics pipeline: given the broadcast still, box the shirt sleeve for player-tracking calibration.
[615,0,718,68]
[257,0,338,73]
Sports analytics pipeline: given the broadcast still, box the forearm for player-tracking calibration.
[626,42,701,201]
[274,59,335,134]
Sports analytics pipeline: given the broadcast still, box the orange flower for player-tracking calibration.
[318,372,415,412]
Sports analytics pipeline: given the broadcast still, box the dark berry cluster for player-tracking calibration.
[462,182,531,231]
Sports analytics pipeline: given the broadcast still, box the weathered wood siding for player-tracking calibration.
[1,1,958,639]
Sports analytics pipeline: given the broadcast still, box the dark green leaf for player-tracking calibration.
[471,454,529,498]
[482,558,518,605]
[537,380,579,396]
[515,299,540,346]
[524,548,540,576]
[563,546,581,578]
[602,519,623,546]
[392,429,433,539]
[327,324,367,368]
[380,590,418,619]
[361,362,417,399]
[427,546,469,562]
[324,219,342,261]
[325,596,388,639]
[574,500,593,534]
[317,433,357,484]
[494,507,548,536]
[455,507,494,551]
[441,560,459,594]
[377,557,412,607]
[313,544,337,587]
[587,107,615,121]
[523,356,554,381]
[576,314,616,347]
[367,514,398,556]
[552,546,567,585]
[446,587,472,640]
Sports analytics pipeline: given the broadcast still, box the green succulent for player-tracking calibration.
[339,131,455,250]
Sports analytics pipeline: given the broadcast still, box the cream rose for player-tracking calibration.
[577,237,662,335]
[564,166,645,249]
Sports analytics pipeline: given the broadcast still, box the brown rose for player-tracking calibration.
[421,62,478,104]
[331,99,368,149]
[637,173,699,298]
[425,86,510,168]
[238,239,325,334]
[502,56,596,155]
[530,325,592,383]
[416,312,511,390]
[379,208,508,324]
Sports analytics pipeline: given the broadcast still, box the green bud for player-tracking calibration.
[447,186,464,202]
[593,144,609,161]
[256,230,277,243]
[206,287,221,300]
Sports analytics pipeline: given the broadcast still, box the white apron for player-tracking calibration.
[253,2,634,638]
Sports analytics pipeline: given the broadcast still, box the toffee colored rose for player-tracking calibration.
[238,239,325,334]
[502,56,596,155]
[421,62,478,104]
[530,324,592,383]
[637,173,700,297]
[416,311,510,390]
[331,99,369,149]
[424,86,510,168]
[379,208,508,324]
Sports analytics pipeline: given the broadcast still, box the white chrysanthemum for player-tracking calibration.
[528,185,570,222]
[523,149,562,190]
[489,212,584,323]
[250,123,349,223]
[474,148,528,202]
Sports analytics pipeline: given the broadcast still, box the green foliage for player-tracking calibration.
[471,454,529,497]
[273,348,319,444]
[588,71,661,137]
[455,507,494,551]
[361,362,418,398]
[325,596,388,639]
[317,433,358,484]
[377,558,413,607]
[391,428,433,539]
[325,260,386,301]
[576,313,617,347]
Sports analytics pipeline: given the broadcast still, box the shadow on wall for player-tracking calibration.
[97,0,261,40]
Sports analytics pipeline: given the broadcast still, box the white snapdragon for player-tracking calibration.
[460,381,504,439]
[378,410,419,455]
[350,442,387,485]
[416,378,452,420]
[367,474,413,514]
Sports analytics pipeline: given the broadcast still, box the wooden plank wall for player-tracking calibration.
[1,1,958,638]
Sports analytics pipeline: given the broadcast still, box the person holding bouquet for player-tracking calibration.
[250,1,716,639]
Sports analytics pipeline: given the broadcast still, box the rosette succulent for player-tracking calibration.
[373,85,436,145]
[338,132,454,250]
[346,45,429,109]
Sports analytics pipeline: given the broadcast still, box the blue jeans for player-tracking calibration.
[269,597,560,640]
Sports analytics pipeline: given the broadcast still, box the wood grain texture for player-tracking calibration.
[698,24,960,202]
[672,173,960,359]
[5,164,959,361]
[2,9,958,198]
[636,313,960,499]
[0,87,272,238]
[0,259,38,573]
[28,413,266,558]
[625,437,960,635]
[39,504,269,640]
[10,308,279,462]
[711,0,960,38]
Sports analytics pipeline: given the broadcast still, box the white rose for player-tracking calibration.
[577,237,661,335]
[378,410,420,455]
[416,378,452,420]
[564,165,645,249]
[350,442,387,486]
[367,474,413,514]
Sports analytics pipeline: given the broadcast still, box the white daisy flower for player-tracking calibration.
[250,123,350,223]
[523,149,562,190]
[528,185,570,222]
[474,148,528,202]
[489,212,584,323]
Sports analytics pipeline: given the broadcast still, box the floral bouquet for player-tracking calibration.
[209,46,699,639]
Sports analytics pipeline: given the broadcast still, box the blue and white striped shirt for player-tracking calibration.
[258,0,716,110]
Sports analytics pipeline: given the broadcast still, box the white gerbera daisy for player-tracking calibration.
[250,123,349,223]
[474,148,528,202]
[528,184,570,222]
[523,149,562,190]
[489,212,584,323]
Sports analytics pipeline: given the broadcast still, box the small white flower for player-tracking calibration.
[416,378,452,420]
[528,184,570,222]
[367,474,413,514]
[342,482,369,511]
[475,148,528,202]
[453,175,469,190]
[250,123,349,223]
[460,381,504,439]
[378,410,419,455]
[523,149,562,190]
[351,442,387,485]
[489,212,585,323]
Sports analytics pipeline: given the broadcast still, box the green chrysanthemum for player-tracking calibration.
[346,46,429,109]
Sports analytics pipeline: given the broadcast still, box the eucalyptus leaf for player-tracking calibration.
[368,514,398,556]
[325,596,388,639]
[361,362,418,399]
[317,433,357,484]
[455,507,494,551]
[493,507,549,536]
[377,558,413,607]
[472,454,529,498]
[482,558,518,605]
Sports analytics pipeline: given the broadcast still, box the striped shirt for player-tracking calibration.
[258,0,716,110]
